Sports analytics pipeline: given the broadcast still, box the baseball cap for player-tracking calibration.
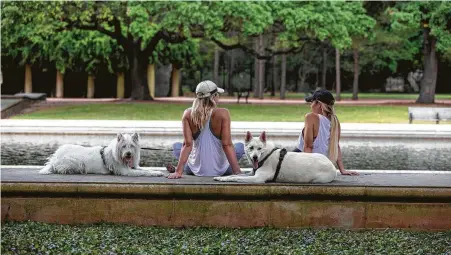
[195,80,224,98]
[305,89,335,105]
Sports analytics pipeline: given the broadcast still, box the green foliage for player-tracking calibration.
[389,2,451,60]
[1,2,58,66]
[1,1,450,93]
[2,221,450,254]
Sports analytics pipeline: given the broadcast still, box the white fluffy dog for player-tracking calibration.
[214,131,337,183]
[39,133,164,177]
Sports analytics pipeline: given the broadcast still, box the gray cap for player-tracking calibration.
[195,80,224,98]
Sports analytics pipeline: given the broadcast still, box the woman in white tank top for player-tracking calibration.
[167,80,244,179]
[296,89,358,176]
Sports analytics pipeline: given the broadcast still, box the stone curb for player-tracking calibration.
[2,182,450,202]
[2,120,451,139]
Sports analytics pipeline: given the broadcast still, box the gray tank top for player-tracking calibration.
[187,110,230,176]
[297,114,331,156]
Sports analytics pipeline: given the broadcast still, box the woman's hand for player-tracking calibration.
[167,172,183,179]
[340,170,359,176]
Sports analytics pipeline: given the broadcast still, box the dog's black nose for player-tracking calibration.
[252,156,258,161]
[126,152,131,157]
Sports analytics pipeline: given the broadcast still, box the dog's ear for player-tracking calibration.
[132,133,140,143]
[245,131,253,143]
[117,133,123,142]
[259,131,266,143]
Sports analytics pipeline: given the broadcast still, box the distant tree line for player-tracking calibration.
[1,1,450,103]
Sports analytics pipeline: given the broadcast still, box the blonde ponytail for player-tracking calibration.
[191,93,218,130]
[318,101,339,162]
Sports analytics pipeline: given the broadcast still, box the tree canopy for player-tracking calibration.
[1,1,450,101]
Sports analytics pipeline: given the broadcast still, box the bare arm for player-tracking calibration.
[220,109,242,175]
[336,121,358,176]
[303,113,316,153]
[168,110,193,179]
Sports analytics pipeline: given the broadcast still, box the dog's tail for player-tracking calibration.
[39,164,54,175]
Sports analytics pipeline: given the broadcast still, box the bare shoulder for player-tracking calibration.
[182,108,192,120]
[214,108,230,118]
[304,112,319,122]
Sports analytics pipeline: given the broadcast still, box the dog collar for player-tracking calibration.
[254,148,279,171]
[100,146,107,168]
[253,148,287,182]
[270,148,287,182]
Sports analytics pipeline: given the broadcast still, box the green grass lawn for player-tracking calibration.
[269,92,451,100]
[12,102,416,123]
[1,221,449,255]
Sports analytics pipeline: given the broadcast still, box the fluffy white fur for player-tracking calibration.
[214,131,337,183]
[39,133,164,177]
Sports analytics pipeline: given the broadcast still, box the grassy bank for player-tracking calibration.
[2,221,450,255]
[13,103,414,123]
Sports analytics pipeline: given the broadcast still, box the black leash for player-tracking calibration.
[140,147,173,151]
[253,148,287,182]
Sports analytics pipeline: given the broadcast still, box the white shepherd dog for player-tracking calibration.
[214,131,337,183]
[39,133,164,177]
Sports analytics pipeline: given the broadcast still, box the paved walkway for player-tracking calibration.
[2,167,451,187]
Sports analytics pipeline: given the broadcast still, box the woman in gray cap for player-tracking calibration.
[295,89,358,176]
[167,80,244,179]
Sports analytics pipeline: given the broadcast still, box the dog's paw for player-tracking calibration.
[213,176,232,182]
[151,171,165,177]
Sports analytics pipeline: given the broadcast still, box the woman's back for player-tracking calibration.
[297,114,331,156]
[186,108,230,176]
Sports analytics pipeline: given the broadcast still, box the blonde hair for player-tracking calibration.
[318,101,339,162]
[191,93,218,130]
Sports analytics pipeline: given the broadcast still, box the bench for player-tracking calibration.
[408,107,451,124]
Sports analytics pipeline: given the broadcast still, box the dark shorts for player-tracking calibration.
[293,148,302,153]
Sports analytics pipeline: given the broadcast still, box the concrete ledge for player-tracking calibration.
[2,183,450,202]
[1,93,46,119]
[2,120,451,139]
[1,167,450,229]
[2,198,450,230]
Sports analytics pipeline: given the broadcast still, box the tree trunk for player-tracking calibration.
[117,72,125,98]
[300,76,307,96]
[280,54,286,100]
[321,47,327,89]
[253,38,260,98]
[87,75,95,98]
[129,44,151,100]
[213,47,220,84]
[352,48,359,100]
[271,55,277,97]
[24,64,32,93]
[147,64,155,98]
[416,28,438,104]
[335,48,341,101]
[258,34,265,99]
[228,50,235,96]
[56,70,64,98]
[171,64,181,97]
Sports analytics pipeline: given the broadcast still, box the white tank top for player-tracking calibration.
[187,111,230,176]
[297,114,331,156]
